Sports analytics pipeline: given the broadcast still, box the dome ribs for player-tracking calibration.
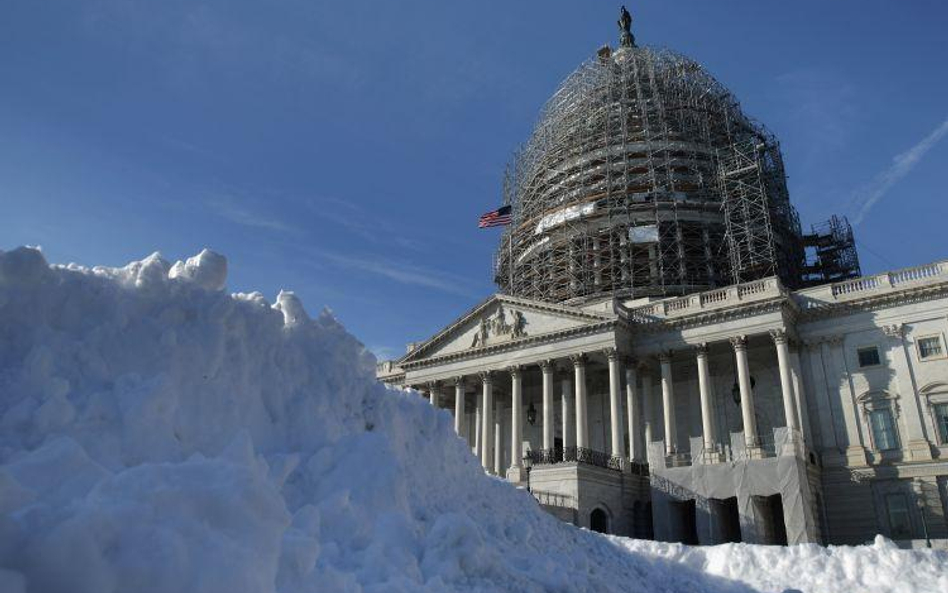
[495,45,807,303]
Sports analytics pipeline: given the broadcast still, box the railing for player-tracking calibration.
[737,279,769,297]
[531,489,577,509]
[525,447,624,472]
[627,277,783,324]
[831,276,880,297]
[628,260,948,320]
[700,288,729,305]
[800,260,948,308]
[890,262,942,284]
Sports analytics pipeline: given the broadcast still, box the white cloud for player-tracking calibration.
[853,116,948,225]
[774,69,858,157]
[309,250,476,297]
[206,196,296,234]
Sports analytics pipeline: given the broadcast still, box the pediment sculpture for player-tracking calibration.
[470,306,527,348]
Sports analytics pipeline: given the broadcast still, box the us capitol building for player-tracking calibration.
[378,10,948,548]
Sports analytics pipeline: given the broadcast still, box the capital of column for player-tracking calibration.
[729,335,748,351]
[427,380,440,391]
[769,328,788,345]
[569,353,587,368]
[803,338,823,352]
[449,375,465,387]
[694,342,709,357]
[657,350,673,364]
[507,365,522,378]
[478,370,493,385]
[882,324,904,339]
[825,334,845,346]
[538,359,555,373]
[602,347,619,362]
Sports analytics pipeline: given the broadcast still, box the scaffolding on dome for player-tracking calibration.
[801,215,861,286]
[494,44,820,304]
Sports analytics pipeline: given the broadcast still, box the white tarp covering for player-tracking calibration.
[630,224,660,243]
[534,202,595,235]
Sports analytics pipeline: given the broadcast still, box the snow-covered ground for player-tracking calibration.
[0,247,945,593]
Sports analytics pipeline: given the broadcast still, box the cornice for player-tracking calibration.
[400,319,618,371]
[627,297,788,334]
[797,282,948,321]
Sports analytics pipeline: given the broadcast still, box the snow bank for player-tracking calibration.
[618,536,948,593]
[0,246,944,593]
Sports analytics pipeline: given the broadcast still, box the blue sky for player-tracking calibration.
[2,1,947,360]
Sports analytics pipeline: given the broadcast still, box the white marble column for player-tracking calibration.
[540,360,555,452]
[731,335,759,452]
[428,381,440,407]
[473,394,482,458]
[561,372,574,449]
[453,377,465,436]
[479,371,493,472]
[696,343,716,457]
[771,329,800,437]
[625,362,641,461]
[493,404,503,475]
[508,366,524,478]
[641,366,654,447]
[572,354,589,449]
[605,348,623,458]
[659,351,677,455]
[789,344,811,444]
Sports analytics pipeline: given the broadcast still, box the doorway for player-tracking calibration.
[590,508,609,534]
[754,494,788,545]
[711,497,742,543]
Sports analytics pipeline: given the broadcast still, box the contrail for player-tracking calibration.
[853,116,948,225]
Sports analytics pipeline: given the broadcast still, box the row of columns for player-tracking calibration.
[424,350,625,478]
[649,330,801,459]
[423,327,804,475]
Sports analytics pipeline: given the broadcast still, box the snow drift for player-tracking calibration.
[0,247,944,593]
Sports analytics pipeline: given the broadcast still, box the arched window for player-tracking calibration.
[858,391,900,452]
[590,508,609,534]
[920,382,948,445]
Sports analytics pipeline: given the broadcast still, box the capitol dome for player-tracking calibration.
[495,14,805,304]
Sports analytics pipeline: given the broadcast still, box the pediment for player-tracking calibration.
[400,294,615,364]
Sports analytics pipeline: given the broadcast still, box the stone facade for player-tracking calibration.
[378,260,948,548]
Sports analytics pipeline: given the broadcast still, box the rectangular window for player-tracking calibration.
[869,408,899,451]
[935,403,948,444]
[857,346,881,368]
[917,335,944,360]
[885,494,912,539]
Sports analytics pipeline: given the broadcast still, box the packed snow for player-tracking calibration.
[0,246,945,593]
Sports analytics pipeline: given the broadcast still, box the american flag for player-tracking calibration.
[478,205,512,228]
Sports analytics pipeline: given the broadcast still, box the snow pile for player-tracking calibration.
[0,247,945,593]
[619,536,948,593]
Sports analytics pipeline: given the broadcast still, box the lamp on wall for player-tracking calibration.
[731,376,756,405]
[526,401,537,426]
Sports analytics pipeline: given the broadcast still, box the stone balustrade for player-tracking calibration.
[624,260,948,324]
[627,277,784,324]
[798,260,948,308]
[376,360,404,382]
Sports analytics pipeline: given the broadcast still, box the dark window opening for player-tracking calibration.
[590,508,609,534]
[711,497,742,543]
